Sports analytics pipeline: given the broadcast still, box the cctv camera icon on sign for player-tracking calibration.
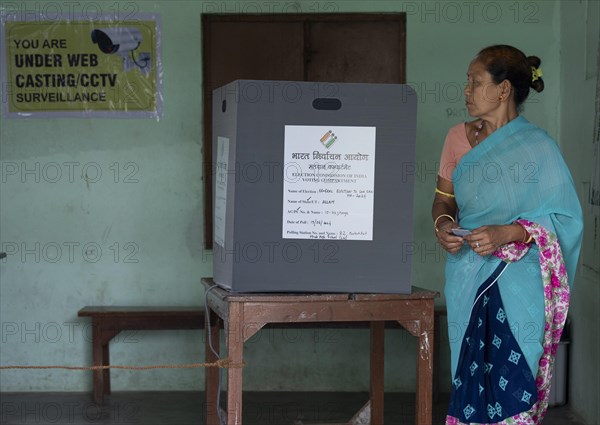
[91,28,151,75]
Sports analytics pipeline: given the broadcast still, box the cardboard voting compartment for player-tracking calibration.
[212,80,417,293]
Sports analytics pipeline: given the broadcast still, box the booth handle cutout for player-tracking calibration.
[312,98,342,110]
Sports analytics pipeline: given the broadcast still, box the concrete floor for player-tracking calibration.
[0,391,587,424]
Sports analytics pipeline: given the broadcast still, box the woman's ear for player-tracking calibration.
[500,79,512,101]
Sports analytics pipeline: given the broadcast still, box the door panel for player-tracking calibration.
[307,21,405,83]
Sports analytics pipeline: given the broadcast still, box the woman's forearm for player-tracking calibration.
[432,199,457,230]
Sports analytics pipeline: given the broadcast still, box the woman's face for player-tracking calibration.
[464,59,502,118]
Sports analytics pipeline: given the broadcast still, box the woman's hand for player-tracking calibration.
[464,224,521,256]
[435,220,465,253]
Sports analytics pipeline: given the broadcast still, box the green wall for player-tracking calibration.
[559,2,600,424]
[0,1,596,421]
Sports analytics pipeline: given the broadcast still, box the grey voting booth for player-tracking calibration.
[212,80,417,293]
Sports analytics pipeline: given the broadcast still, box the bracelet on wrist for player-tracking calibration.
[434,214,455,232]
[521,224,528,242]
[517,223,534,244]
[435,188,455,198]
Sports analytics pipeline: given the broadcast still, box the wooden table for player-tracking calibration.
[202,278,439,425]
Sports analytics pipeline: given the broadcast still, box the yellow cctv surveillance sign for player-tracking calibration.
[1,17,160,118]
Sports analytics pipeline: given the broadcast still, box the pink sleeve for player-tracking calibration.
[438,123,470,182]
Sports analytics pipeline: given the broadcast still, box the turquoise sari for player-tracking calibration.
[444,116,583,424]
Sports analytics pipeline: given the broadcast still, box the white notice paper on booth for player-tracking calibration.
[283,125,376,240]
[214,136,229,248]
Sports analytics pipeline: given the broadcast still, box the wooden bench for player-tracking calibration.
[78,304,448,408]
[77,306,205,405]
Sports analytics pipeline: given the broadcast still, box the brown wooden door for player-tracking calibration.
[202,13,406,247]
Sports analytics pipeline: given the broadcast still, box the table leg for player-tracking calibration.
[415,303,434,425]
[226,302,244,425]
[433,310,440,403]
[370,321,385,425]
[205,308,221,425]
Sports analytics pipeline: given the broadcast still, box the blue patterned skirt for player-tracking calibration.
[447,262,538,423]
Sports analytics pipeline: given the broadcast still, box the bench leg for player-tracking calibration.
[103,342,110,396]
[92,321,104,405]
[91,321,119,405]
[370,321,385,425]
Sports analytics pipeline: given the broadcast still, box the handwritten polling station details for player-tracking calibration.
[282,125,376,241]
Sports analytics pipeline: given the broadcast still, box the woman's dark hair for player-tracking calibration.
[476,45,544,107]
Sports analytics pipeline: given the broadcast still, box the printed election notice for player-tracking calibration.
[283,125,376,241]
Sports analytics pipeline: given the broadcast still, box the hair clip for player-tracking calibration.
[531,66,543,82]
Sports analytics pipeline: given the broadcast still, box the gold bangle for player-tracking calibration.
[435,188,455,198]
[521,225,528,243]
[517,223,534,244]
[434,214,455,232]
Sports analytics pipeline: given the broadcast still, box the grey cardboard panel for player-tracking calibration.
[212,80,417,293]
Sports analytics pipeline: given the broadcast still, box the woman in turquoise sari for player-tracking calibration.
[432,45,583,424]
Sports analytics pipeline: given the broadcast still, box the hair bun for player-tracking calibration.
[527,55,544,93]
[527,55,541,69]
